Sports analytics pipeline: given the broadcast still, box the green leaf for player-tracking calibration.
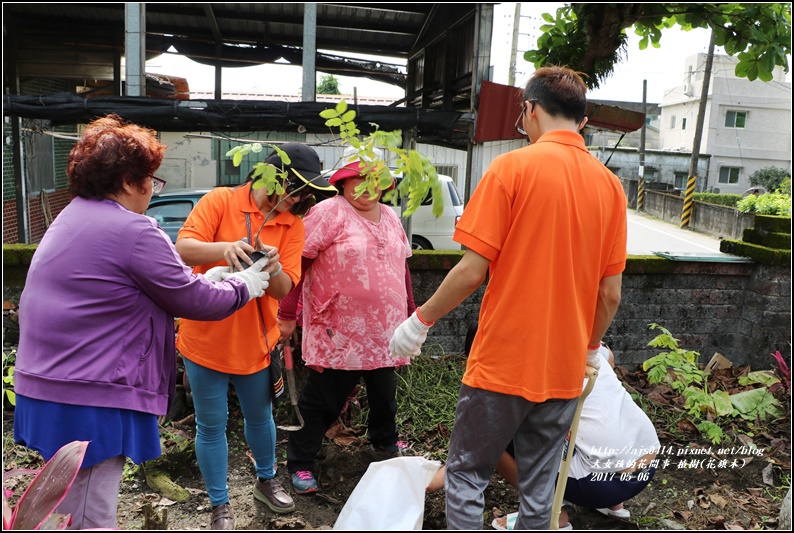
[326,117,343,127]
[738,370,780,387]
[711,390,735,417]
[225,146,241,157]
[730,388,782,421]
[335,100,348,114]
[273,146,291,165]
[342,110,357,123]
[319,108,339,119]
[258,164,277,184]
[697,420,724,444]
[378,174,394,191]
[251,143,263,153]
[232,150,243,167]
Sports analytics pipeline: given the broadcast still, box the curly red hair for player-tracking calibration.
[68,115,166,199]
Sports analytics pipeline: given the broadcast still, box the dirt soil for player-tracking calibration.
[3,358,790,531]
[118,365,794,530]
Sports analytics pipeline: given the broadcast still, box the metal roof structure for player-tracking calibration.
[3,3,495,148]
[3,3,470,92]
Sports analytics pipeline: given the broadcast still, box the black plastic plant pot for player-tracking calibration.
[243,250,269,270]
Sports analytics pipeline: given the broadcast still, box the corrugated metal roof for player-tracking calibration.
[3,3,453,91]
[3,3,434,60]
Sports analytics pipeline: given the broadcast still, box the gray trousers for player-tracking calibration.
[445,384,578,530]
[55,454,125,530]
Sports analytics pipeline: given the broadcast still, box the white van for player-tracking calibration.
[384,175,464,250]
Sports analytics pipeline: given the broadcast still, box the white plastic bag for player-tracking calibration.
[333,456,441,530]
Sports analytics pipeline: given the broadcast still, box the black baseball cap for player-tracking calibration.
[264,143,337,196]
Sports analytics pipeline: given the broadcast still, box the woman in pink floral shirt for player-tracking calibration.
[278,157,416,494]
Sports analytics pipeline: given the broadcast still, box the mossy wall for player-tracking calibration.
[5,246,790,370]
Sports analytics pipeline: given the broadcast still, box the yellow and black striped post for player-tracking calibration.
[680,175,697,228]
[636,175,645,211]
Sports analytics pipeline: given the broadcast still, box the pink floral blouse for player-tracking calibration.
[300,196,412,370]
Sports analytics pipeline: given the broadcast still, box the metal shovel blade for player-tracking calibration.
[276,339,305,432]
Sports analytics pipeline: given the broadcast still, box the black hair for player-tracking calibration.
[523,66,588,123]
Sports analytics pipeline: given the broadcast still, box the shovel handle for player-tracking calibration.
[283,338,295,371]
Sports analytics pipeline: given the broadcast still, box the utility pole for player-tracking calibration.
[508,3,521,86]
[637,80,647,211]
[681,29,715,229]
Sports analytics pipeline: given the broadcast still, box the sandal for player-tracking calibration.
[597,506,631,518]
[491,512,573,530]
[491,512,517,530]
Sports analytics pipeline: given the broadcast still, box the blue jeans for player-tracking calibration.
[183,358,276,507]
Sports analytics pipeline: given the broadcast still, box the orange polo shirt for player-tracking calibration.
[176,183,304,375]
[454,130,627,402]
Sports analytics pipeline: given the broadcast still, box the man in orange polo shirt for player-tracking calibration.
[390,66,627,529]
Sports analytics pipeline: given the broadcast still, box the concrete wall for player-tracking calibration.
[592,147,711,193]
[642,190,755,240]
[405,254,790,371]
[159,132,217,189]
[4,252,790,371]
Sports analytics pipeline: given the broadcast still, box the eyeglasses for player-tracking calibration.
[514,100,538,137]
[286,181,314,201]
[151,176,166,194]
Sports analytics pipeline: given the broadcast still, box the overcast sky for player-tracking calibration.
[146,2,788,105]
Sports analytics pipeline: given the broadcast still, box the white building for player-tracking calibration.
[659,53,792,194]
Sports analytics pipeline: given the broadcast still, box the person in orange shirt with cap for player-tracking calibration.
[174,143,337,530]
[390,66,628,529]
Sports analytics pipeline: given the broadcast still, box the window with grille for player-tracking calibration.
[434,165,459,185]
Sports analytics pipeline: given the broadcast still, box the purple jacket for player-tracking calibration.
[15,197,250,415]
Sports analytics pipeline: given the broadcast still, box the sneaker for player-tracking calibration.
[370,440,411,456]
[254,478,295,514]
[290,470,319,494]
[210,503,234,530]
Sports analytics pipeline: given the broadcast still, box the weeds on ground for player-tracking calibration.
[2,349,16,408]
[394,350,466,461]
[642,323,784,445]
[2,428,42,472]
[341,347,465,462]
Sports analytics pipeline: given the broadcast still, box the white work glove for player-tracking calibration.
[586,347,602,370]
[222,255,270,302]
[223,269,270,302]
[390,311,431,358]
[203,265,229,282]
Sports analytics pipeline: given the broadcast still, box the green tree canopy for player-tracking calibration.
[750,166,791,193]
[317,74,341,95]
[525,3,792,89]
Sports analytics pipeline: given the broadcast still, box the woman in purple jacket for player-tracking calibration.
[13,115,270,530]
